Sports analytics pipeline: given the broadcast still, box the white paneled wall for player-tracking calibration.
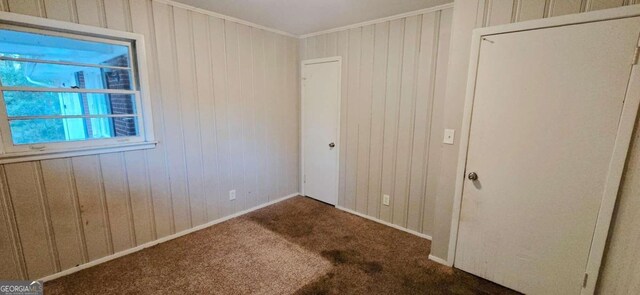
[0,0,299,280]
[300,7,453,237]
[480,0,637,26]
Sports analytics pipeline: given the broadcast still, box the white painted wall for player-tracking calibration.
[300,6,453,237]
[0,0,299,280]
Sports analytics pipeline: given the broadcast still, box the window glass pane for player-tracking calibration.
[3,91,137,117]
[0,29,130,66]
[0,61,133,90]
[9,117,138,145]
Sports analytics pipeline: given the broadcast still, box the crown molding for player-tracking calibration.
[153,0,298,38]
[298,2,454,38]
[154,0,453,39]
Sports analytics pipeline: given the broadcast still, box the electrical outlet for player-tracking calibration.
[443,129,455,145]
[383,194,390,206]
[229,189,236,201]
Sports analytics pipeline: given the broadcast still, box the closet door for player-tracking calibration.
[455,16,640,294]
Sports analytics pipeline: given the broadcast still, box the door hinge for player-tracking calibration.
[633,47,639,65]
[582,273,589,288]
[304,174,306,184]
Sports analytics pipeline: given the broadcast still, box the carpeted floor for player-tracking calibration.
[46,196,518,294]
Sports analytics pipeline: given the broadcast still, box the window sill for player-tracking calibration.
[0,141,157,164]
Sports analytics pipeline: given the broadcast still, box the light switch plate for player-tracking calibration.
[382,194,390,206]
[443,129,455,145]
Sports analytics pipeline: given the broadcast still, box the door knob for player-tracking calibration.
[468,172,478,181]
[329,142,335,148]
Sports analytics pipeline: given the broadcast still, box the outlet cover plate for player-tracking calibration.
[443,129,455,145]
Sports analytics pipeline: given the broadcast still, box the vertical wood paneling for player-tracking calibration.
[0,224,20,278]
[75,0,104,27]
[252,27,268,206]
[302,9,454,236]
[515,0,548,21]
[99,153,135,252]
[315,34,326,57]
[586,0,625,11]
[354,24,374,214]
[43,0,74,22]
[367,21,390,218]
[306,37,317,60]
[129,0,173,239]
[238,23,258,210]
[224,20,244,212]
[276,35,288,198]
[7,0,44,17]
[548,0,583,16]
[265,32,279,202]
[192,12,220,221]
[423,9,452,234]
[209,16,234,216]
[40,159,85,270]
[299,38,307,60]
[174,8,207,226]
[392,15,421,227]
[103,0,129,31]
[326,32,338,56]
[0,167,23,279]
[153,1,191,232]
[337,29,349,207]
[2,0,300,281]
[72,156,111,260]
[344,27,361,210]
[475,0,489,27]
[285,39,301,192]
[274,34,283,199]
[4,163,56,278]
[486,0,515,26]
[123,151,155,245]
[283,37,296,195]
[379,18,404,223]
[407,12,438,232]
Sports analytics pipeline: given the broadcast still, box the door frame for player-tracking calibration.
[446,5,640,294]
[300,56,342,204]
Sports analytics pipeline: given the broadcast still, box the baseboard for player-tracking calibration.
[428,254,452,267]
[39,193,300,282]
[335,206,432,240]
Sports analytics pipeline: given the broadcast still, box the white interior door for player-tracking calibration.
[302,58,340,205]
[455,17,640,294]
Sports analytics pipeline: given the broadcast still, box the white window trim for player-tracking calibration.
[0,11,156,164]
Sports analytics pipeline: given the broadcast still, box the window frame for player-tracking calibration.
[0,11,156,164]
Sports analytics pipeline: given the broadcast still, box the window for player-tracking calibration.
[0,12,155,163]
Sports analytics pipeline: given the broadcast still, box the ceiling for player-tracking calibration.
[172,0,452,36]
